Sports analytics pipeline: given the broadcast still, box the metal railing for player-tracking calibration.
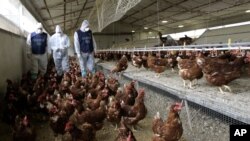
[96,42,250,52]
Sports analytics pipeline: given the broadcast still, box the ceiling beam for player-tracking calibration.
[74,0,88,28]
[129,0,188,24]
[129,0,223,26]
[48,15,87,27]
[163,12,250,34]
[122,0,184,31]
[64,0,66,31]
[40,0,77,10]
[162,0,203,13]
[162,0,221,20]
[147,0,222,29]
[43,0,55,29]
[149,0,250,29]
[127,0,223,32]
[20,0,51,33]
[43,6,93,21]
[125,16,175,31]
[93,32,132,36]
[121,1,157,21]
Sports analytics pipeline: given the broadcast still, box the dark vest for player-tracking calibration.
[31,32,47,54]
[77,30,94,53]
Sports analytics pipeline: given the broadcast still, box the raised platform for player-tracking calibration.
[97,60,250,124]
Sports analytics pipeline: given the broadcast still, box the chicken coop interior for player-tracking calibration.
[1,0,250,141]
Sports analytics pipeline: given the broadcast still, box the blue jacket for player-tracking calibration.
[77,30,94,53]
[31,32,47,54]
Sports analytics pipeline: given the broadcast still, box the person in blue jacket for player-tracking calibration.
[26,23,50,79]
[74,20,97,77]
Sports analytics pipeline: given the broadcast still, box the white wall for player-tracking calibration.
[194,24,250,44]
[94,34,132,49]
[67,34,77,56]
[0,29,29,97]
[132,31,158,41]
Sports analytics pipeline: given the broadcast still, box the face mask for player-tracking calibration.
[37,29,42,34]
[57,32,63,36]
[85,27,89,31]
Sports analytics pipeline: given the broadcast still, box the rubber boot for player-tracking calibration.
[56,75,63,83]
[81,70,87,77]
[91,68,96,75]
[31,73,37,80]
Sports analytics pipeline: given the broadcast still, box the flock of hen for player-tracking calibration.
[96,49,250,94]
[3,57,184,141]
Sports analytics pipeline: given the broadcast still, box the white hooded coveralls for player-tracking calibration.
[49,25,70,76]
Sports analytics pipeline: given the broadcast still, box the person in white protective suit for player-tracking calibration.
[26,23,50,79]
[74,20,97,77]
[49,25,70,80]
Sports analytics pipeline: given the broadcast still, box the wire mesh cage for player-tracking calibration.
[136,78,246,141]
[88,0,141,32]
[97,63,249,141]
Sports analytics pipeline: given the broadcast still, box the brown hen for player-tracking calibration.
[132,54,143,69]
[142,53,149,69]
[13,116,36,141]
[152,102,183,141]
[106,76,120,96]
[177,56,203,89]
[115,118,137,141]
[112,55,128,73]
[152,112,164,135]
[152,57,167,77]
[197,55,246,93]
[65,121,96,141]
[106,98,122,129]
[121,89,147,130]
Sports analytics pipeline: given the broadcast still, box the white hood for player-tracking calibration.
[55,25,63,34]
[36,23,43,33]
[80,20,89,31]
[36,23,43,29]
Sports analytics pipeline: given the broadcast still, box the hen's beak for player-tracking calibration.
[65,123,71,132]
[175,100,184,111]
[132,80,138,83]
[65,126,69,132]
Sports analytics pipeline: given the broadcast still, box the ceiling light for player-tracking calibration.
[144,27,148,29]
[246,10,250,13]
[178,25,184,28]
[162,20,168,23]
[149,31,152,34]
[131,30,135,33]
